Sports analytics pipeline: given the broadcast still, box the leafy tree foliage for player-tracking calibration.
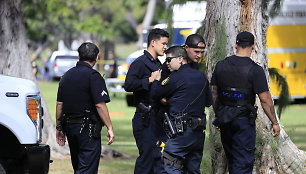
[22,0,166,48]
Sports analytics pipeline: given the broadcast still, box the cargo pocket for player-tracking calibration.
[244,146,256,166]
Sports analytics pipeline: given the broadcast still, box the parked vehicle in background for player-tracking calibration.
[0,75,50,174]
[45,50,78,80]
[105,49,144,94]
[267,0,306,100]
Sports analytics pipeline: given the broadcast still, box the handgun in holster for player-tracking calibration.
[247,104,258,126]
[137,102,152,127]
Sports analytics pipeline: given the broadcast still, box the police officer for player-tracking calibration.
[184,34,206,68]
[160,33,205,80]
[124,28,169,174]
[56,42,115,174]
[210,31,280,174]
[151,46,212,174]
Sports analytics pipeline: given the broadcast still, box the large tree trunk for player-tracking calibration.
[0,0,68,158]
[204,0,306,173]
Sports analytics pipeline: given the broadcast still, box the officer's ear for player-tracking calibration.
[251,44,255,50]
[150,39,156,47]
[179,56,184,64]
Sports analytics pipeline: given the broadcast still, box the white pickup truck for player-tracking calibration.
[0,75,50,174]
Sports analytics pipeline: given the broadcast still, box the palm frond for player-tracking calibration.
[268,68,290,118]
[268,0,283,19]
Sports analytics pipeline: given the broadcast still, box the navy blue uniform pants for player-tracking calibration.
[132,112,165,174]
[220,116,256,174]
[65,123,101,174]
[164,128,205,174]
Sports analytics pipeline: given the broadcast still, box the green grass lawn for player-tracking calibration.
[39,81,305,174]
[277,104,306,150]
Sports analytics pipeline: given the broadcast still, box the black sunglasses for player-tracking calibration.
[166,56,180,63]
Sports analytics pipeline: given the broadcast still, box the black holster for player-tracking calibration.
[190,117,206,131]
[136,103,152,127]
[141,113,150,127]
[247,105,258,126]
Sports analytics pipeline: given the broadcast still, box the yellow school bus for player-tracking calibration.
[267,0,306,99]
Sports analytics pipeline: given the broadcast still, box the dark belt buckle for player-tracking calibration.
[175,116,184,133]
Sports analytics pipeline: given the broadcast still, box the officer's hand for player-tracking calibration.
[154,69,162,81]
[160,98,167,105]
[106,128,115,145]
[149,70,162,83]
[272,124,280,137]
[56,130,66,146]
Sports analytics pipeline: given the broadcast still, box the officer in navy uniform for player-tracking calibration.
[124,28,169,174]
[151,46,212,174]
[160,33,205,81]
[56,42,115,174]
[210,32,280,174]
[184,34,206,69]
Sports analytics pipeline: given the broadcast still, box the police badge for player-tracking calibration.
[161,77,169,85]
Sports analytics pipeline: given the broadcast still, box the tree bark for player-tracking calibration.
[204,0,306,173]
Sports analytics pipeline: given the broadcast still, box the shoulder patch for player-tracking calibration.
[101,90,108,96]
[161,77,170,86]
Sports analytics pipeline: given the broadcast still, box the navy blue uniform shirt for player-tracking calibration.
[57,61,110,115]
[151,64,212,119]
[124,50,162,106]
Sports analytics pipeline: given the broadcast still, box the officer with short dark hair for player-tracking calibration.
[151,46,212,174]
[160,33,206,80]
[184,34,206,68]
[56,42,115,174]
[124,28,169,174]
[210,31,280,174]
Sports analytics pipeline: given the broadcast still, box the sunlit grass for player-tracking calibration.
[278,104,306,150]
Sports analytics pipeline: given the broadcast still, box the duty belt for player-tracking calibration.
[164,113,206,138]
[64,114,85,124]
[66,117,84,124]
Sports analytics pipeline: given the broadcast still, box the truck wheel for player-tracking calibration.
[0,163,6,174]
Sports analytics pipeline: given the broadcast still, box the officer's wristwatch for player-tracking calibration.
[56,125,62,131]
